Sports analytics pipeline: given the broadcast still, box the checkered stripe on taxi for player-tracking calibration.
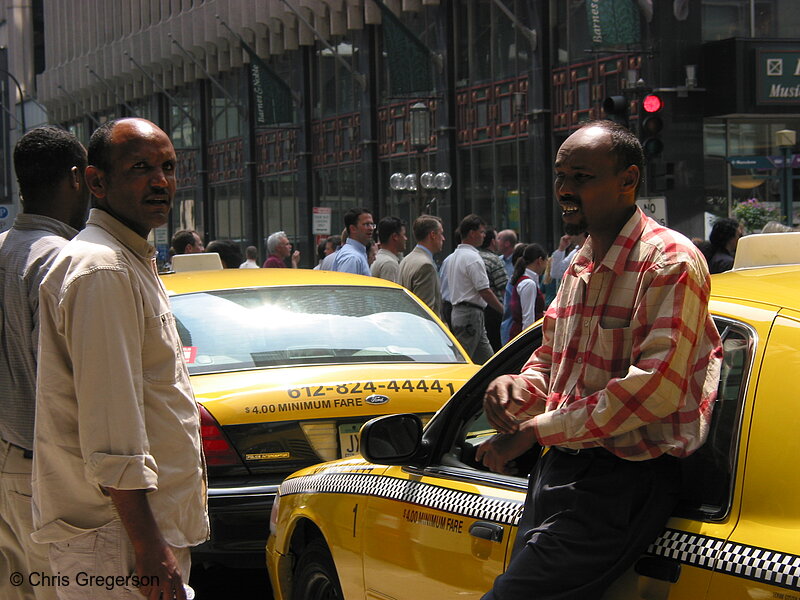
[280,472,523,525]
[649,529,800,591]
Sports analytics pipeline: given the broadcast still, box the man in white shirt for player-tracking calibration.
[550,231,587,281]
[239,245,260,268]
[442,214,504,363]
[371,216,407,282]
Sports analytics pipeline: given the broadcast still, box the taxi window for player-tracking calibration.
[674,318,753,521]
[170,285,467,374]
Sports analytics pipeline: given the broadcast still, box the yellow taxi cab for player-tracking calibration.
[266,232,800,599]
[159,263,479,567]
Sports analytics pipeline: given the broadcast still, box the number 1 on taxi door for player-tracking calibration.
[352,504,358,537]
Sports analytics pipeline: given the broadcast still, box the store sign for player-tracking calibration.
[727,155,800,169]
[757,49,800,105]
[586,0,641,48]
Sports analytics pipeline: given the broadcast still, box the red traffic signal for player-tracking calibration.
[642,94,663,113]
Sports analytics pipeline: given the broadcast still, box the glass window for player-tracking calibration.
[315,166,363,235]
[702,0,800,40]
[312,36,359,118]
[259,175,299,248]
[171,188,200,233]
[210,70,243,141]
[212,183,245,242]
[704,118,800,221]
[170,286,467,374]
[169,84,199,149]
[675,318,753,521]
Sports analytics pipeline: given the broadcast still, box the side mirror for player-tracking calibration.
[360,414,423,464]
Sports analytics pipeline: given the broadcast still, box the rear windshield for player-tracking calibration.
[170,285,467,374]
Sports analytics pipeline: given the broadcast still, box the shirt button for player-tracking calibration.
[577,357,583,364]
[584,320,590,327]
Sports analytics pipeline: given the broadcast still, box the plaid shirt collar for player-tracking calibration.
[569,206,645,279]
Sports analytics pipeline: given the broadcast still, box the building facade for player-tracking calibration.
[2,0,798,264]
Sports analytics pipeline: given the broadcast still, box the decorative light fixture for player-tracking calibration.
[388,101,451,215]
[409,102,431,151]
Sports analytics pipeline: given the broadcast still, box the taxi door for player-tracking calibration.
[704,315,800,599]
[361,463,524,600]
[604,314,760,600]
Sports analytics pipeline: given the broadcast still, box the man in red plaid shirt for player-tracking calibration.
[477,120,723,599]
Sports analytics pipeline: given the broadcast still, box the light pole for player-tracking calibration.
[775,129,796,226]
[409,102,431,216]
[389,101,452,217]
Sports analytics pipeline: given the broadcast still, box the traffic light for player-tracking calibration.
[640,94,664,158]
[603,95,629,126]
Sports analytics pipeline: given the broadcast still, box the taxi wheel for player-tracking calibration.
[291,538,343,600]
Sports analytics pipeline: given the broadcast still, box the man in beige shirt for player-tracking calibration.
[33,118,208,600]
[370,216,406,282]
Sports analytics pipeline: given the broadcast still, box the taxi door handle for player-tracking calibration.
[469,521,504,543]
[635,556,681,583]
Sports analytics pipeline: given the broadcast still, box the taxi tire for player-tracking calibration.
[291,538,344,600]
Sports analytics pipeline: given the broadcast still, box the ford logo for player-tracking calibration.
[365,394,390,405]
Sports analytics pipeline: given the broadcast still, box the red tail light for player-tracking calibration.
[198,403,243,467]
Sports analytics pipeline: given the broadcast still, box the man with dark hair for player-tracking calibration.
[477,121,722,599]
[371,216,407,282]
[331,207,374,276]
[478,228,509,352]
[442,214,504,363]
[707,217,743,274]
[1,126,89,600]
[171,229,204,255]
[207,239,244,269]
[240,245,259,268]
[34,118,208,600]
[398,215,445,316]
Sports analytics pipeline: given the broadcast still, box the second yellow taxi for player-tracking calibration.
[160,265,479,567]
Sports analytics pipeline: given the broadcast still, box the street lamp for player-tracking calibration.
[409,101,431,151]
[388,101,452,215]
[775,129,796,226]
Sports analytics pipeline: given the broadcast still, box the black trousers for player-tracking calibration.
[482,447,680,600]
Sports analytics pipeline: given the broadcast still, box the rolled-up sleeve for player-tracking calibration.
[61,267,157,492]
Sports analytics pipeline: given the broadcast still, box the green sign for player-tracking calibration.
[586,0,641,48]
[757,49,800,105]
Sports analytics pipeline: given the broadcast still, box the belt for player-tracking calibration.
[454,301,484,310]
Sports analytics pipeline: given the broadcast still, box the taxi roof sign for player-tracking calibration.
[733,232,800,270]
[171,252,224,273]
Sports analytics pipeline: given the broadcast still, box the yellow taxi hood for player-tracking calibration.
[192,362,480,425]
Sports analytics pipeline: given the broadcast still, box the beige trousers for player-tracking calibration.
[48,519,192,600]
[0,440,56,600]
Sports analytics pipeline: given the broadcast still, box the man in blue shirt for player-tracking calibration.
[331,207,374,276]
